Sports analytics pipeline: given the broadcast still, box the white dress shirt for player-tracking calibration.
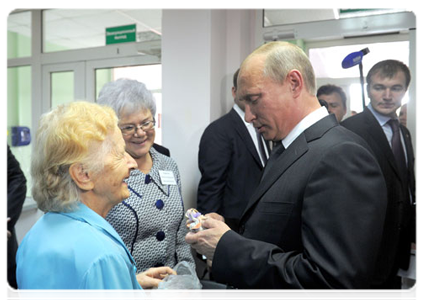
[281,106,329,149]
[233,104,269,166]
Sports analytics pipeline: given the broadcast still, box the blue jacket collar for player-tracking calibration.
[62,202,136,265]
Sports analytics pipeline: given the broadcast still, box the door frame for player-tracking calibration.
[41,62,86,112]
[85,55,161,102]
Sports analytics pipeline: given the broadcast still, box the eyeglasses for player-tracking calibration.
[119,120,155,136]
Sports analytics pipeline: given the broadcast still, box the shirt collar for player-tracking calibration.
[64,202,122,240]
[282,106,329,149]
[63,202,135,264]
[233,104,251,127]
[367,103,393,126]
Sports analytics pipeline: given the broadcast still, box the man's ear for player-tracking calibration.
[287,69,303,98]
[231,86,237,99]
[69,163,94,191]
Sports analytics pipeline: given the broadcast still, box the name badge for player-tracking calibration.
[159,170,177,185]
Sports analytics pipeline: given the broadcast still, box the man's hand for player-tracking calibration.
[136,266,176,289]
[204,212,225,222]
[7,218,11,240]
[185,217,231,263]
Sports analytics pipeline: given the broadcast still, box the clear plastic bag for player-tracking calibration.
[157,261,202,289]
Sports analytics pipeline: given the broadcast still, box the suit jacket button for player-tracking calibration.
[155,199,164,210]
[156,231,165,241]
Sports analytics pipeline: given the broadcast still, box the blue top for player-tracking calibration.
[16,202,142,289]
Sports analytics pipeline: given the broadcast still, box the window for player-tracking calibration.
[7,10,163,203]
[310,40,409,114]
[7,66,32,197]
[7,11,31,58]
[95,64,162,144]
[51,71,75,108]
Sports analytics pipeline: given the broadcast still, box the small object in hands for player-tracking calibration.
[185,208,206,232]
[158,261,202,289]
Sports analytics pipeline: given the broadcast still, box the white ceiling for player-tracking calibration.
[8,9,408,51]
[8,9,162,50]
[264,9,339,26]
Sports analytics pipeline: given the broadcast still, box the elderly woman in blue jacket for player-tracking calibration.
[16,101,175,289]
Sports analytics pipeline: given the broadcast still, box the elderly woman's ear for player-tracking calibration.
[69,163,94,191]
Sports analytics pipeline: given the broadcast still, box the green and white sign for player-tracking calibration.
[106,24,136,45]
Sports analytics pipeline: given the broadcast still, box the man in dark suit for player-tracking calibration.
[197,69,268,232]
[316,84,347,122]
[7,145,27,288]
[342,59,415,289]
[186,41,387,288]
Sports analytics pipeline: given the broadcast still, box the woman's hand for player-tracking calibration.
[136,266,176,289]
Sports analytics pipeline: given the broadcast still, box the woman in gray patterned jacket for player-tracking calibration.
[98,78,195,279]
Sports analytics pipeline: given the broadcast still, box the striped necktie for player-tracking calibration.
[261,141,285,180]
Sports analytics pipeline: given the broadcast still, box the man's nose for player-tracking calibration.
[244,105,255,123]
[383,88,393,99]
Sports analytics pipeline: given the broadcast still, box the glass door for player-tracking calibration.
[86,58,162,144]
[42,62,86,113]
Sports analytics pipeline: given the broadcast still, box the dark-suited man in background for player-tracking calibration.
[342,59,415,289]
[316,84,347,122]
[197,69,268,232]
[186,41,387,289]
[7,145,27,288]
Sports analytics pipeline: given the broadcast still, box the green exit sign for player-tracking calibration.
[106,24,136,45]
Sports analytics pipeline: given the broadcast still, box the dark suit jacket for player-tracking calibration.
[212,114,387,288]
[7,145,27,288]
[152,143,170,157]
[342,107,415,287]
[197,108,264,231]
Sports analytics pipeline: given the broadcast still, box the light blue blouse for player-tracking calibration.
[16,202,142,289]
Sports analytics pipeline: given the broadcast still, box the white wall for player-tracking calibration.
[402,29,420,300]
[161,9,257,211]
[407,29,420,204]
